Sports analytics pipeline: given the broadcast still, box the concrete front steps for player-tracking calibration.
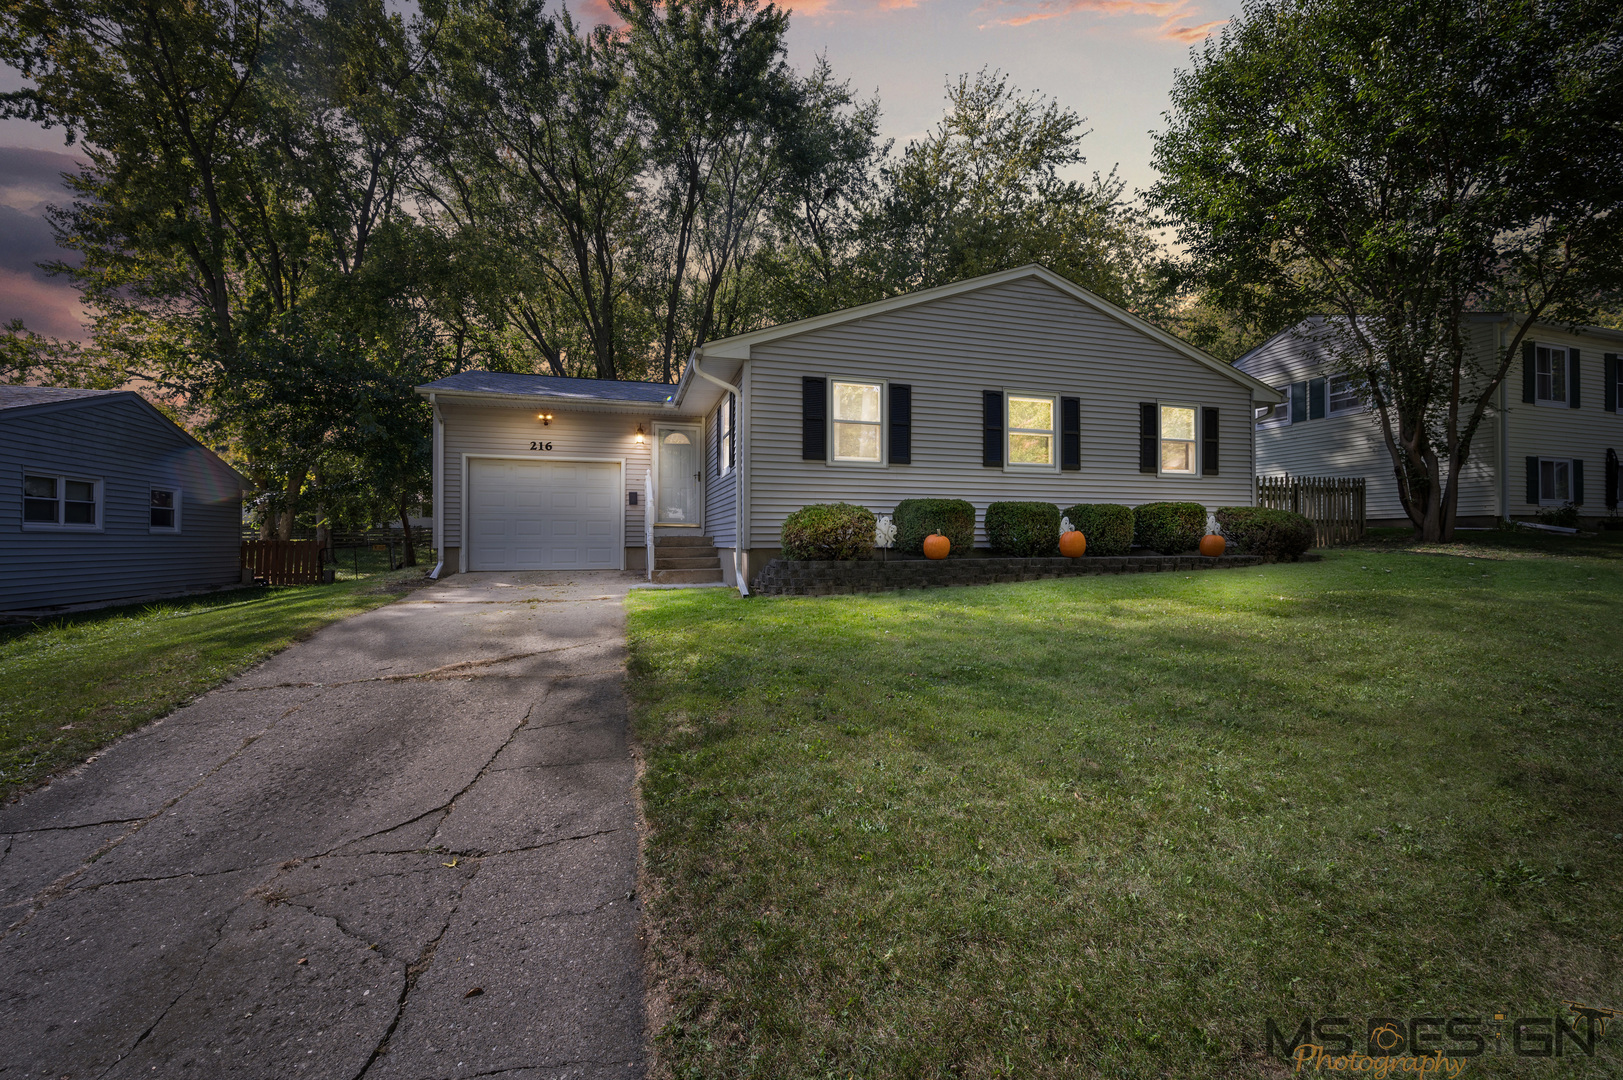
[651,534,724,585]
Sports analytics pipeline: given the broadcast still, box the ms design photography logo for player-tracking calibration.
[1267,1002,1615,1075]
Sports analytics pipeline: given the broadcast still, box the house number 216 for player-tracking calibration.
[529,441,553,451]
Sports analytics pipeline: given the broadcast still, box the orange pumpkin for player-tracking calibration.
[1199,534,1226,557]
[1059,530,1087,558]
[922,533,951,560]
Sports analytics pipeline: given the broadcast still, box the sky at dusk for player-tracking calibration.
[0,0,1237,343]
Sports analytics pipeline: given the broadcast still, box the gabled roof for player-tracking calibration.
[0,385,128,411]
[416,370,677,404]
[695,264,1285,403]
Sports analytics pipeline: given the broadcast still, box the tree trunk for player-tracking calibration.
[399,498,417,567]
[277,468,308,541]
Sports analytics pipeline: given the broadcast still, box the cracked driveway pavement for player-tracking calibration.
[0,571,646,1080]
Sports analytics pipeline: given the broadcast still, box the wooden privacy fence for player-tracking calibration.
[241,539,325,585]
[1256,475,1367,547]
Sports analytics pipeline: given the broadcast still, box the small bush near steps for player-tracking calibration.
[1133,502,1207,554]
[985,501,1062,557]
[891,498,976,557]
[780,503,877,561]
[1216,507,1315,559]
[1062,503,1134,557]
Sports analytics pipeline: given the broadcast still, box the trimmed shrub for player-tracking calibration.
[1133,501,1207,554]
[986,501,1062,557]
[1215,507,1315,559]
[892,498,976,557]
[1062,503,1134,557]
[780,503,877,561]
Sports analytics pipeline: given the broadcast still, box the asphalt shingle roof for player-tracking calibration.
[0,386,129,411]
[418,371,677,403]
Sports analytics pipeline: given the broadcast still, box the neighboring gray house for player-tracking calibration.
[1236,316,1623,526]
[417,265,1285,588]
[2,387,247,611]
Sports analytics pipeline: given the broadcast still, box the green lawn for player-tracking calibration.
[0,573,418,799]
[626,533,1623,1079]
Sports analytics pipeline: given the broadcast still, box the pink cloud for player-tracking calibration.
[981,0,1225,40]
[0,267,89,342]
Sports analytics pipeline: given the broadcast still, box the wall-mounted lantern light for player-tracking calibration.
[635,424,646,444]
[538,411,554,426]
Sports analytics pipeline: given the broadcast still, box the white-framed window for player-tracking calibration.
[1536,345,1568,405]
[1159,403,1198,475]
[831,380,883,463]
[150,486,180,532]
[1005,393,1057,469]
[718,397,733,476]
[22,472,102,530]
[1538,458,1572,504]
[1327,373,1366,416]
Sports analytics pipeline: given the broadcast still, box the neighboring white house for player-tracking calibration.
[1236,316,1623,527]
[416,265,1284,586]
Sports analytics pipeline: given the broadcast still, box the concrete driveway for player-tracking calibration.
[0,571,647,1080]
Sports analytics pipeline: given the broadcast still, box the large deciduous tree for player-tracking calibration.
[1152,0,1623,540]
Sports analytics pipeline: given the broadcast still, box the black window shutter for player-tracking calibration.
[726,393,736,470]
[1523,341,1536,403]
[1607,448,1619,509]
[1573,459,1584,504]
[1606,354,1618,413]
[982,391,1004,467]
[1290,382,1308,423]
[1526,456,1540,504]
[1138,403,1157,473]
[801,377,827,461]
[1569,349,1581,409]
[1060,396,1081,471]
[1202,407,1219,475]
[1308,377,1327,420]
[889,384,912,465]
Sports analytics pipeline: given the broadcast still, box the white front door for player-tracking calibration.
[655,426,702,526]
[467,458,621,570]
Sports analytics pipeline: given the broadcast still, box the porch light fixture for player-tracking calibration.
[635,424,645,444]
[538,411,553,425]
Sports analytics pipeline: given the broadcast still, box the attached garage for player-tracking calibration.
[465,458,623,571]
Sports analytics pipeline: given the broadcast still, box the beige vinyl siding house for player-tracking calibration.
[419,266,1283,587]
[1236,316,1623,525]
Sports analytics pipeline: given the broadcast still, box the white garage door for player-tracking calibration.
[467,459,621,571]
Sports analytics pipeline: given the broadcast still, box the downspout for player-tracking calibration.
[1498,321,1511,524]
[429,392,445,579]
[688,350,749,596]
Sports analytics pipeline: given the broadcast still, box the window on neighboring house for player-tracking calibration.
[150,487,179,531]
[21,473,101,529]
[831,380,883,462]
[1539,458,1571,503]
[1006,394,1056,468]
[1536,345,1568,404]
[718,397,733,476]
[1256,391,1289,427]
[1327,373,1365,416]
[1159,404,1198,474]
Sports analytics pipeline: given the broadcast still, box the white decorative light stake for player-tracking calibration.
[875,514,896,563]
[1059,515,1075,537]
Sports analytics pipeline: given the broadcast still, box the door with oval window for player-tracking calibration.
[655,425,702,526]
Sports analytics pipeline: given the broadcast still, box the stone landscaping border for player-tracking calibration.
[752,552,1270,597]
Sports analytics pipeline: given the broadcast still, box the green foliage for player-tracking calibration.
[1132,501,1206,554]
[1150,0,1623,540]
[1062,503,1134,557]
[1215,506,1315,559]
[780,502,877,561]
[891,498,976,557]
[985,501,1061,557]
[1535,502,1581,529]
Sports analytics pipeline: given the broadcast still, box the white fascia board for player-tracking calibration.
[693,264,1285,404]
[414,388,684,416]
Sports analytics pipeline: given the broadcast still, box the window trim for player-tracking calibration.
[1003,390,1060,473]
[149,485,182,533]
[827,378,887,467]
[1157,401,1200,477]
[1537,456,1573,505]
[1534,345,1569,408]
[20,471,104,532]
[717,396,733,477]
